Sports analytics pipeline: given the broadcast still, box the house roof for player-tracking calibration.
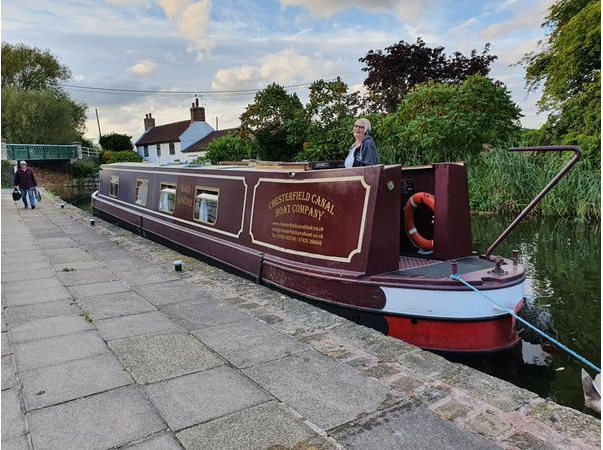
[135,120,191,146]
[182,128,239,153]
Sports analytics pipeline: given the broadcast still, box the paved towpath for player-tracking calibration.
[1,190,600,450]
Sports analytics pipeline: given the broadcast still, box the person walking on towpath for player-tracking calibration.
[13,161,38,209]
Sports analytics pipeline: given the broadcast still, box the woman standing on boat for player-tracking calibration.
[344,118,379,168]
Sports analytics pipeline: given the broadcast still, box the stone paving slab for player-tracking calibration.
[77,291,156,320]
[19,353,133,411]
[1,268,57,283]
[52,260,104,272]
[0,434,31,450]
[244,349,398,430]
[177,401,330,450]
[133,280,207,307]
[118,268,181,286]
[13,330,109,371]
[8,315,93,343]
[161,297,250,331]
[68,280,130,298]
[0,261,51,274]
[1,389,28,440]
[1,355,17,391]
[109,331,223,384]
[4,299,81,325]
[2,277,64,295]
[95,311,181,341]
[55,267,117,286]
[27,386,166,450]
[43,248,94,264]
[123,431,182,450]
[331,402,500,450]
[36,237,77,249]
[193,318,310,368]
[2,286,72,307]
[145,366,271,431]
[2,332,12,356]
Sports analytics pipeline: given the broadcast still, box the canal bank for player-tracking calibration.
[1,190,600,449]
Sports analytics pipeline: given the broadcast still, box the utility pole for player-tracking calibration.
[95,108,102,141]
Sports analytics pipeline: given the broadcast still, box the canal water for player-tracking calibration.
[50,187,600,414]
[454,215,601,416]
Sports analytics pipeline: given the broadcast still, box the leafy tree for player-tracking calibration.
[522,0,600,160]
[99,133,133,152]
[375,75,522,165]
[204,134,255,163]
[1,86,86,144]
[293,78,361,161]
[359,38,497,113]
[1,42,71,92]
[240,83,304,161]
[0,42,87,144]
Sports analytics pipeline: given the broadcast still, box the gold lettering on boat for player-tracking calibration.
[268,190,335,221]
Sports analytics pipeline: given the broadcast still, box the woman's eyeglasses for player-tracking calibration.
[353,125,365,130]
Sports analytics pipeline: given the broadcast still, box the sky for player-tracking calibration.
[1,0,554,144]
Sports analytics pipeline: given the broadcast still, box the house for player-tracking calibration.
[134,99,238,163]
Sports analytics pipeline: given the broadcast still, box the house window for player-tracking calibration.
[143,145,149,157]
[169,142,175,155]
[193,187,219,225]
[135,179,149,206]
[109,176,119,197]
[159,182,176,214]
[156,144,162,157]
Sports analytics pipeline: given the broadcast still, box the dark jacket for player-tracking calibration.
[13,168,37,189]
[349,134,379,167]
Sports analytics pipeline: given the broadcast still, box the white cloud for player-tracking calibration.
[280,0,432,21]
[211,48,337,92]
[480,0,552,39]
[127,60,157,75]
[157,0,189,18]
[177,0,213,60]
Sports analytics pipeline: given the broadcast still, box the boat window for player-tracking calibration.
[193,187,219,225]
[159,182,176,214]
[109,176,119,197]
[135,179,149,206]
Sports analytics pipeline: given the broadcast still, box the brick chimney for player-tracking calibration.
[190,98,205,122]
[144,113,155,131]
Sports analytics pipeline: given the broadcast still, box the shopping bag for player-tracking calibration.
[12,188,21,201]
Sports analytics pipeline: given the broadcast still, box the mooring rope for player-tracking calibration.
[450,273,601,374]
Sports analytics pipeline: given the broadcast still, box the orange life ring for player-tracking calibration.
[404,192,435,252]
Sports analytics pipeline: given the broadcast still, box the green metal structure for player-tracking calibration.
[6,144,78,161]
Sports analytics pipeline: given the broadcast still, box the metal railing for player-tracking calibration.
[81,146,100,159]
[6,144,77,161]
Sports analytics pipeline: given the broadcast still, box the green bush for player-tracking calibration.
[374,75,522,165]
[72,160,99,179]
[204,135,255,164]
[99,150,142,164]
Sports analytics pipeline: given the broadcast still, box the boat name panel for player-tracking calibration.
[250,177,370,262]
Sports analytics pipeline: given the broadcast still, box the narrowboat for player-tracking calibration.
[91,156,549,353]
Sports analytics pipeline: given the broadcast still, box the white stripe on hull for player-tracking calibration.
[381,282,524,319]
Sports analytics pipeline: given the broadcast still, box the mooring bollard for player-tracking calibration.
[60,203,65,209]
[89,218,95,226]
[174,260,183,272]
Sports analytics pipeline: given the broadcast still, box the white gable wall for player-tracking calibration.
[180,122,214,151]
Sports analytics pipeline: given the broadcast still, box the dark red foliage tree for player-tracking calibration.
[359,38,497,113]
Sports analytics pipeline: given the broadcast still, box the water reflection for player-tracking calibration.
[452,215,601,414]
[46,184,96,211]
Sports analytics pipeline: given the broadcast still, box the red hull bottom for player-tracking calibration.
[385,314,520,353]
